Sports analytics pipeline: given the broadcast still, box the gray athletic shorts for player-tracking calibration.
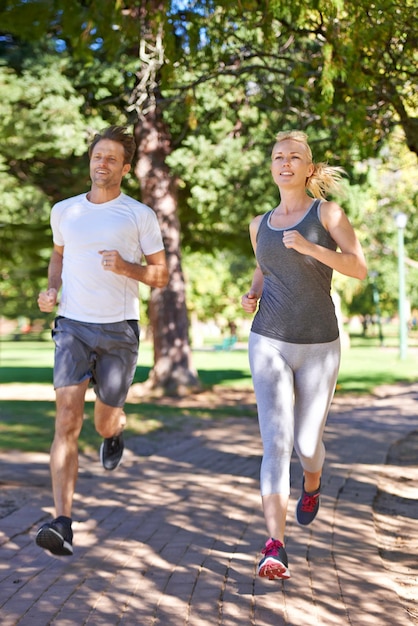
[52,316,140,408]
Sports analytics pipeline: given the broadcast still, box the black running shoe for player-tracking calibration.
[100,433,124,470]
[296,479,321,526]
[258,538,290,580]
[36,516,73,556]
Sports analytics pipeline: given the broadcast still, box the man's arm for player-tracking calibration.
[99,249,169,288]
[37,245,63,312]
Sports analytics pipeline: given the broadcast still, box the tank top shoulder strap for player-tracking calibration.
[256,210,273,241]
[310,198,321,216]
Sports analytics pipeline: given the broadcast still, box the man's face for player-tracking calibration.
[89,139,131,189]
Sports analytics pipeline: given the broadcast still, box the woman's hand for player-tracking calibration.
[241,291,259,313]
[282,230,312,255]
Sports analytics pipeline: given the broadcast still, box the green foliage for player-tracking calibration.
[168,128,274,254]
[182,250,254,326]
[0,0,416,327]
[1,335,417,452]
[348,131,418,315]
[1,66,87,160]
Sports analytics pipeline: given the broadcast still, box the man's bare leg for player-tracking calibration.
[95,399,126,470]
[51,381,89,517]
[94,398,126,439]
[35,380,88,555]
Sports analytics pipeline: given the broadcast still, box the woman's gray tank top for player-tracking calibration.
[251,199,339,344]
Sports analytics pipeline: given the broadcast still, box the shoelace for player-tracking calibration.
[262,539,283,556]
[300,493,319,512]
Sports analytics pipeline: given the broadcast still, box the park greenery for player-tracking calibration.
[0,333,417,453]
[0,1,417,392]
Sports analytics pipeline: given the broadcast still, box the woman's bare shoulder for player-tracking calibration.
[250,213,267,229]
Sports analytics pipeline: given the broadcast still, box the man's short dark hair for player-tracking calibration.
[88,126,136,165]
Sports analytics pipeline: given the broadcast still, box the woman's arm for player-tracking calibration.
[282,201,367,279]
[241,215,265,313]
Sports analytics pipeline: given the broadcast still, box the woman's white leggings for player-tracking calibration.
[249,332,341,496]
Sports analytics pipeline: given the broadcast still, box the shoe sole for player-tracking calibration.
[99,442,124,471]
[258,558,291,580]
[36,527,73,556]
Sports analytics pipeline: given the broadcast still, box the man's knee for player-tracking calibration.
[55,406,83,437]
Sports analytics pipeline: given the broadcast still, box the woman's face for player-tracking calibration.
[270,139,314,189]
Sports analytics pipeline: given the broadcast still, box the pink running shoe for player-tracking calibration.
[258,538,290,580]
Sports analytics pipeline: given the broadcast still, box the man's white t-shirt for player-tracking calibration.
[51,192,164,323]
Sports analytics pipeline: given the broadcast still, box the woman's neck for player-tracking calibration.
[276,191,311,215]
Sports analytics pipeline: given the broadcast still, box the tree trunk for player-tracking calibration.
[134,111,200,395]
[392,96,418,156]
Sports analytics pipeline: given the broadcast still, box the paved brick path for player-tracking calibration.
[1,384,417,625]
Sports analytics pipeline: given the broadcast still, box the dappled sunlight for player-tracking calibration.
[0,384,417,623]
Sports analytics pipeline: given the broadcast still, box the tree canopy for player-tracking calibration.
[0,0,417,388]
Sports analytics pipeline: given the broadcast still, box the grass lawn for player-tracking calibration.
[0,333,417,453]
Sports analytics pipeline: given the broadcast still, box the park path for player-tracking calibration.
[0,383,417,625]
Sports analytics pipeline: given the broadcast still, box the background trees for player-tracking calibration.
[0,0,417,390]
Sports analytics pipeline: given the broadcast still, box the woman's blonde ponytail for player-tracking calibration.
[306,162,346,200]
